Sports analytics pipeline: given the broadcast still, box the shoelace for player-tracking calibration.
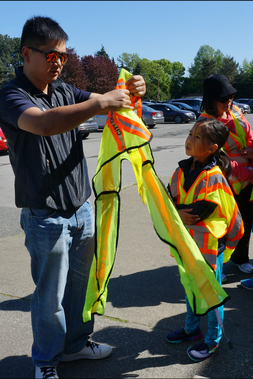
[40,367,58,379]
[86,340,99,353]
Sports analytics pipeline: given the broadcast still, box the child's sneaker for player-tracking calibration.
[187,342,218,362]
[166,327,202,343]
[241,278,253,290]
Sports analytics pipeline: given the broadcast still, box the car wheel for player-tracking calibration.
[148,124,155,129]
[174,115,183,124]
[82,132,90,139]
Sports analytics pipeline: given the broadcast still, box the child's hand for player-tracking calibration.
[178,209,201,225]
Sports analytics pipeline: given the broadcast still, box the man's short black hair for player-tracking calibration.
[21,16,68,49]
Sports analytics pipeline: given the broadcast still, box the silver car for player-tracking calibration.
[233,101,250,114]
[95,105,164,130]
[142,104,164,128]
[79,116,98,139]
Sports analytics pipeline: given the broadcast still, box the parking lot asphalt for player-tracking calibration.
[0,177,253,379]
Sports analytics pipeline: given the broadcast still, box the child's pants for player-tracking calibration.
[184,252,224,347]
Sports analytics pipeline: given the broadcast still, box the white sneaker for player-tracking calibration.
[35,366,59,379]
[61,340,112,362]
[236,262,253,273]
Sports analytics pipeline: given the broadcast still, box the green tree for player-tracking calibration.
[201,57,216,78]
[170,61,186,98]
[188,45,225,92]
[0,34,23,87]
[219,56,239,83]
[141,60,171,101]
[214,49,224,71]
[95,44,109,59]
[229,59,253,98]
[117,53,141,73]
[133,62,142,75]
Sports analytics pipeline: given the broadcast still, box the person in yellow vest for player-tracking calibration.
[199,74,253,281]
[166,118,243,362]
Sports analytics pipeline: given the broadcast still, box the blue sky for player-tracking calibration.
[1,1,252,75]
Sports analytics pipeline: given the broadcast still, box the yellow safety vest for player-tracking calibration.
[170,165,244,267]
[82,69,230,322]
[200,106,253,199]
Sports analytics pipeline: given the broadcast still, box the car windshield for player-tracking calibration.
[190,100,202,107]
[174,103,192,110]
[166,104,181,111]
[142,104,156,112]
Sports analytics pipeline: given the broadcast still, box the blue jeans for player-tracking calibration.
[184,253,224,347]
[20,201,95,367]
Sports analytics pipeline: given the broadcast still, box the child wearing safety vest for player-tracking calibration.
[167,118,243,362]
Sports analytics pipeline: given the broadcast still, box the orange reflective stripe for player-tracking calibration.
[83,68,230,322]
[130,96,142,118]
[224,136,241,156]
[115,78,126,89]
[199,111,214,119]
[107,112,126,152]
[115,113,151,141]
[170,164,244,268]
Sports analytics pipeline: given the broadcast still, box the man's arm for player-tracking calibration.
[18,75,146,136]
[17,88,131,136]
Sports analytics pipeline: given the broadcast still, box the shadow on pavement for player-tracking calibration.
[0,295,31,312]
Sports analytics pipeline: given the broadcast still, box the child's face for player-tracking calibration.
[185,124,214,164]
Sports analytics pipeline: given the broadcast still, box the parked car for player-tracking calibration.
[168,101,201,119]
[169,98,202,112]
[233,101,250,114]
[95,114,107,130]
[95,104,164,130]
[145,102,196,124]
[142,104,164,128]
[234,98,253,113]
[142,99,156,104]
[79,116,98,139]
[0,128,8,152]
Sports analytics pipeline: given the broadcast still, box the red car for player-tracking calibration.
[0,128,8,152]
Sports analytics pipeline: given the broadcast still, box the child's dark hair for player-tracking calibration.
[196,118,231,179]
[21,16,68,49]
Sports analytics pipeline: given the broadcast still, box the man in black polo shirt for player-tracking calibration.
[0,16,146,379]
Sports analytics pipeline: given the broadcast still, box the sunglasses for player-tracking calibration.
[27,47,69,65]
[217,94,235,103]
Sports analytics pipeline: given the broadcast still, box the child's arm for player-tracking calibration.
[178,208,200,225]
[177,201,217,225]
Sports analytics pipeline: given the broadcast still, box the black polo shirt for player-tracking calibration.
[0,67,92,211]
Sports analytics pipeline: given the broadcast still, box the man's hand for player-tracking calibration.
[126,75,146,97]
[178,208,201,225]
[92,89,133,114]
